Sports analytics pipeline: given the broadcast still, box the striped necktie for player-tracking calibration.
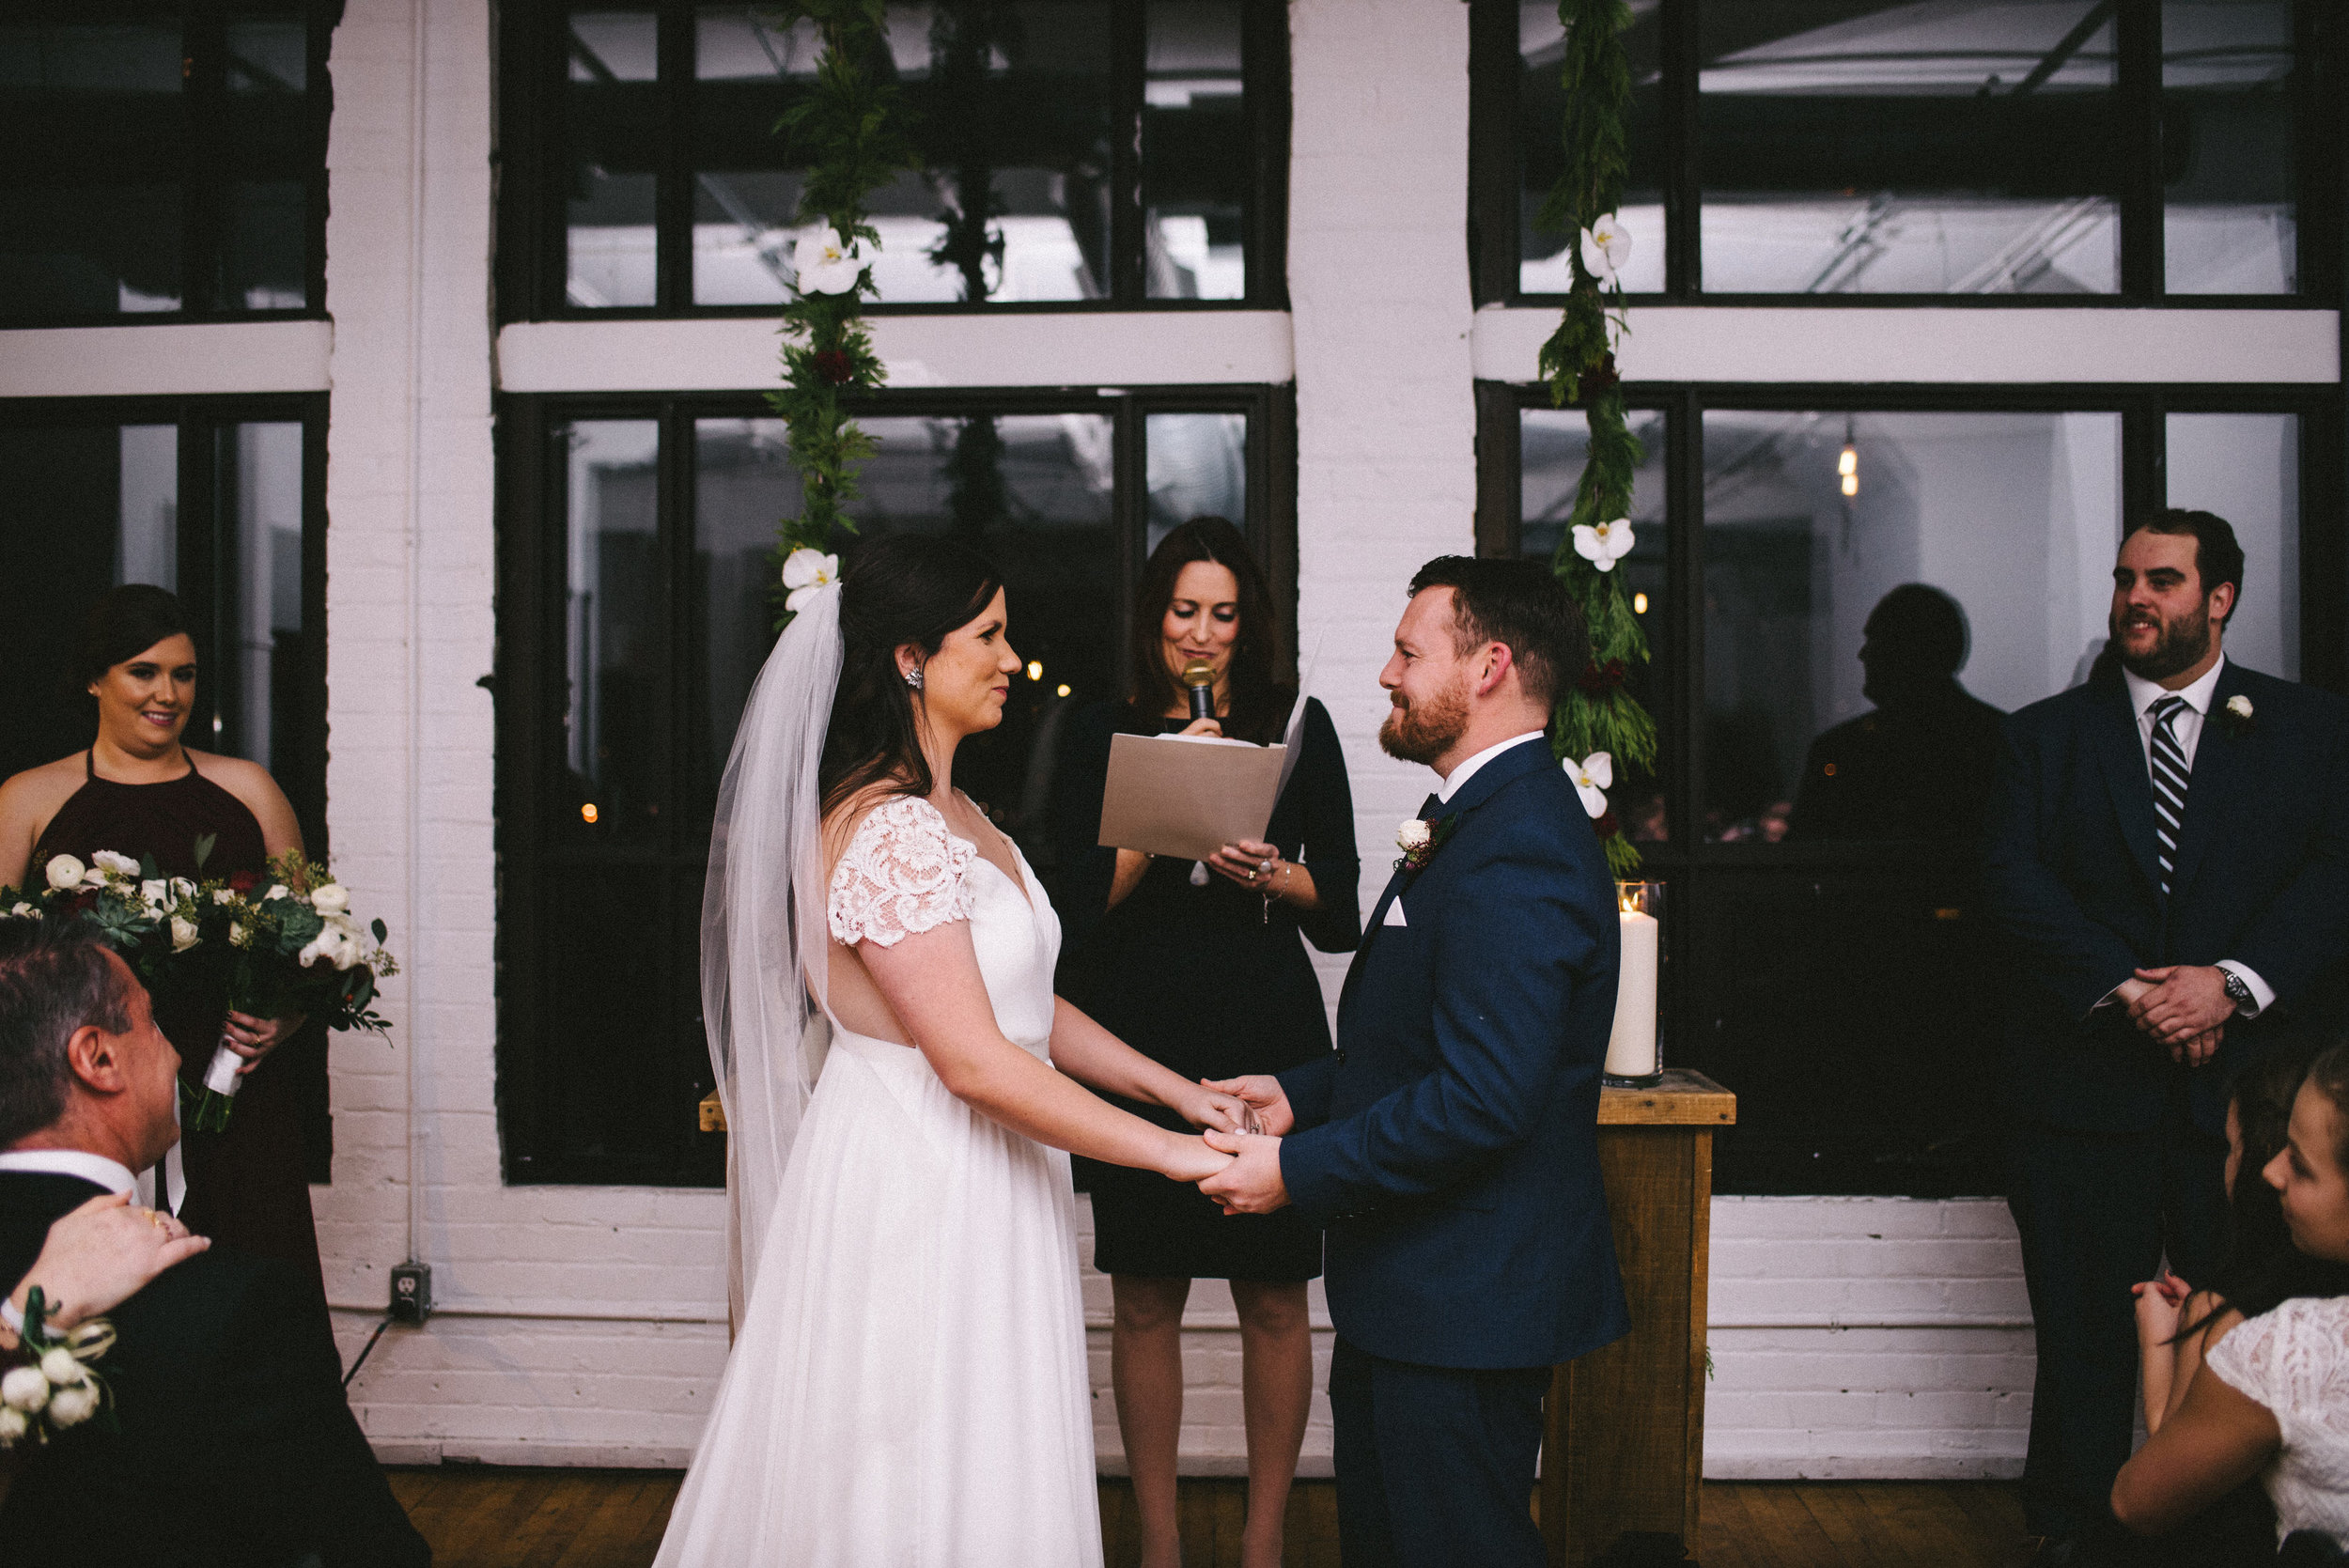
[2148,694,2191,895]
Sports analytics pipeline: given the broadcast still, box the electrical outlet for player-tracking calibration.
[389,1262,433,1325]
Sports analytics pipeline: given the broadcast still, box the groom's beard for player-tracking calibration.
[1379,676,1470,767]
[2112,598,2214,682]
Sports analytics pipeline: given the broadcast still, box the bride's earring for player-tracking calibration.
[904,666,925,691]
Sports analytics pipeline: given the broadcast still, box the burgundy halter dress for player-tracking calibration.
[29,750,326,1305]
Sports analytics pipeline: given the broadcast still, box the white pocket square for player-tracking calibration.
[1382,900,1408,927]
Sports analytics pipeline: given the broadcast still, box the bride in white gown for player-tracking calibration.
[657,536,1246,1566]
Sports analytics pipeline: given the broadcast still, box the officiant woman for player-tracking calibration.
[0,585,325,1307]
[1051,517,1360,1568]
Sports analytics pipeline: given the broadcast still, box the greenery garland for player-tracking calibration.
[1533,0,1655,877]
[767,0,917,620]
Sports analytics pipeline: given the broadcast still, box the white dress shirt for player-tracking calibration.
[2114,654,2271,1017]
[1436,731,1546,804]
[0,1149,139,1333]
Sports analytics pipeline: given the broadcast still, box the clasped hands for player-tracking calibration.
[2114,965,2235,1068]
[1172,1074,1293,1216]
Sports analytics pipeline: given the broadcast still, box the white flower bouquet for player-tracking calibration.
[2,848,397,1131]
[0,1289,117,1452]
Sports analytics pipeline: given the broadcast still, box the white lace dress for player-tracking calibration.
[654,796,1102,1567]
[2204,1294,2349,1547]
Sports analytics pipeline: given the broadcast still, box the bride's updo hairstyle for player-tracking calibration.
[819,533,1003,815]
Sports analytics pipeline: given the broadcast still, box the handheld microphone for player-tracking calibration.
[1181,660,1216,722]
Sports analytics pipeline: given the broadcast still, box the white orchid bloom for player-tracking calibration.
[1579,214,1632,283]
[782,548,843,613]
[791,227,866,296]
[91,851,141,878]
[1572,518,1636,572]
[1565,752,1613,818]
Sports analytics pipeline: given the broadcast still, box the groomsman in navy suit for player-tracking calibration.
[1202,556,1626,1568]
[1984,509,2349,1560]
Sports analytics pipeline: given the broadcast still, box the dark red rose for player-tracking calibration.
[812,349,855,386]
[1577,351,1620,402]
[1578,658,1627,695]
[1595,810,1621,839]
[227,870,260,893]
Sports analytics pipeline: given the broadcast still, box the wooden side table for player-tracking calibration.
[1543,1069,1736,1567]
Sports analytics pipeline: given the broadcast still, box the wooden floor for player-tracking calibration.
[388,1467,2030,1568]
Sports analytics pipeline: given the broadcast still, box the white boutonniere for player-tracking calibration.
[1394,815,1457,873]
[2220,693,2255,734]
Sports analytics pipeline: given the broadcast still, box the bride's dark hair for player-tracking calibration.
[819,533,1003,816]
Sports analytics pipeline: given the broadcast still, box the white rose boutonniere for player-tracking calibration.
[2217,692,2256,735]
[1396,819,1431,854]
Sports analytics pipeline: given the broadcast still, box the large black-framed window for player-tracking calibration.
[1477,380,2344,1196]
[496,0,1291,321]
[494,384,1296,1185]
[0,395,331,853]
[1470,0,2346,304]
[0,2,334,327]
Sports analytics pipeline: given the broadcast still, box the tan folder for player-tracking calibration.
[1097,733,1289,862]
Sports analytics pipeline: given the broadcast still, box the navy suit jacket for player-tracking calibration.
[1275,737,1629,1370]
[1983,661,2349,1136]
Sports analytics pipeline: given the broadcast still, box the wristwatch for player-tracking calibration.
[2221,969,2256,1014]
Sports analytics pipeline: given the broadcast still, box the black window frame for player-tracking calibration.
[0,392,333,852]
[493,382,1298,1186]
[0,0,337,330]
[494,0,1294,324]
[1476,377,2345,1195]
[1468,0,2348,308]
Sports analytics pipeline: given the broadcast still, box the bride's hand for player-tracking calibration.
[1157,1132,1235,1184]
[1168,1083,1252,1135]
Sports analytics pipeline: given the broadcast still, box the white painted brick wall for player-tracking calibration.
[283,0,2048,1483]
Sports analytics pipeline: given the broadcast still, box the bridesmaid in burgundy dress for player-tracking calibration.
[0,585,323,1305]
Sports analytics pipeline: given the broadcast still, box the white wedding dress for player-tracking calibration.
[654,796,1103,1567]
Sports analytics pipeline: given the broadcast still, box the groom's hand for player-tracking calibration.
[1202,1074,1294,1137]
[1199,1130,1289,1215]
[2128,965,2234,1047]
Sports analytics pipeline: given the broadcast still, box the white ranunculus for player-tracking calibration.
[39,1348,81,1388]
[2,1366,50,1412]
[228,923,250,949]
[781,548,841,613]
[45,856,86,892]
[791,227,866,296]
[171,916,200,953]
[1565,752,1613,818]
[1396,819,1432,852]
[1572,518,1636,573]
[310,883,350,914]
[92,851,140,877]
[0,1405,23,1442]
[1579,213,1632,283]
[45,1383,96,1427]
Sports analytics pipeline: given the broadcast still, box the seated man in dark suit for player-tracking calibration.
[0,920,428,1567]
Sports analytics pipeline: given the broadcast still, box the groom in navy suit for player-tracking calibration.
[1984,509,2349,1559]
[1203,556,1626,1568]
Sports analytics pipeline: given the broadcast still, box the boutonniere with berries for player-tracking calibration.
[2218,693,2255,735]
[1394,815,1460,874]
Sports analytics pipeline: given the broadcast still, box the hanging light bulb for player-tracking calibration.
[1838,417,1859,498]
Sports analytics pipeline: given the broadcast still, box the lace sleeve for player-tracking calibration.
[2203,1296,2349,1455]
[827,796,976,948]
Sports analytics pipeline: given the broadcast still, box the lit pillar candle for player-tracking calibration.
[1606,890,1659,1079]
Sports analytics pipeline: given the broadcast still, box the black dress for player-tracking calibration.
[28,751,328,1308]
[1051,696,1360,1282]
